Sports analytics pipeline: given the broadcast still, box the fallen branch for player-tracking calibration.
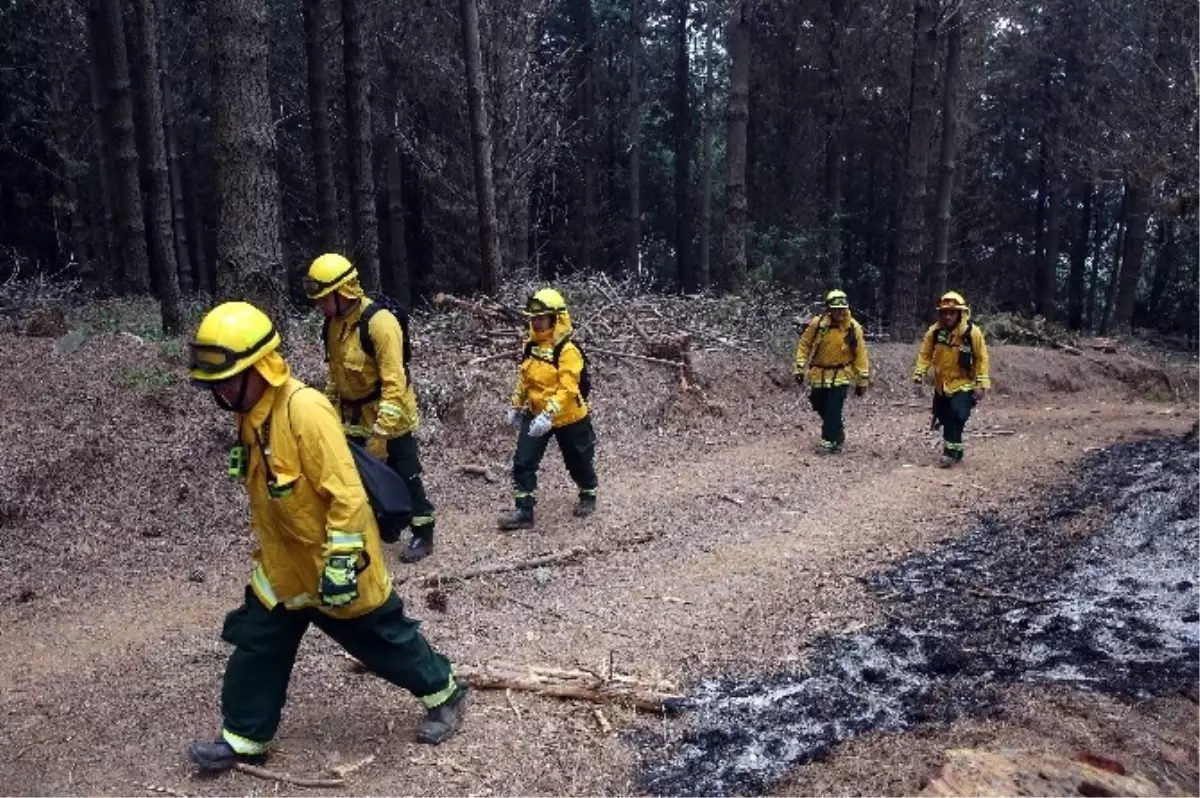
[454,663,686,714]
[588,346,685,367]
[233,762,345,788]
[330,754,376,778]
[416,546,589,588]
[593,708,613,734]
[465,350,518,366]
[434,292,524,325]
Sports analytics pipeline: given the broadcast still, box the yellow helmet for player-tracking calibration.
[304,253,357,299]
[937,291,968,311]
[524,287,567,316]
[825,289,850,309]
[188,301,281,383]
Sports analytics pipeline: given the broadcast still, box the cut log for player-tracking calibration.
[453,663,687,714]
[919,749,1167,797]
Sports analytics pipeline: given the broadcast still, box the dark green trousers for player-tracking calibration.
[384,433,435,535]
[513,415,598,509]
[809,386,848,448]
[933,391,975,459]
[220,588,452,746]
[351,433,436,537]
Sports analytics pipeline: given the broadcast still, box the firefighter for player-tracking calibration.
[304,253,436,563]
[793,289,871,454]
[913,291,992,467]
[498,288,597,531]
[185,301,467,773]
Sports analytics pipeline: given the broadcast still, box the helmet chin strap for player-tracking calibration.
[211,371,251,412]
[333,292,360,318]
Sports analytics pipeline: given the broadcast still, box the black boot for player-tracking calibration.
[398,530,433,563]
[417,684,469,744]
[573,495,596,518]
[497,507,534,531]
[188,738,266,773]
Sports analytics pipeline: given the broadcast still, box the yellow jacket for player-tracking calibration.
[913,312,992,395]
[324,296,418,440]
[511,309,588,428]
[794,313,870,388]
[238,363,391,619]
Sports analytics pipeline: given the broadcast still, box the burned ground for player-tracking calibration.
[637,434,1199,796]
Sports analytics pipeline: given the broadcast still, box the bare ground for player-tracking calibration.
[0,322,1196,796]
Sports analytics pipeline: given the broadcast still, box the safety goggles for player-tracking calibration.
[303,264,356,298]
[523,299,563,317]
[188,327,277,379]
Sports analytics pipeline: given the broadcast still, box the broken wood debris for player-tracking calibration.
[453,662,686,714]
[233,762,345,788]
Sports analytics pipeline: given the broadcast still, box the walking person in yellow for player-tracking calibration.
[304,253,437,563]
[185,301,466,773]
[498,288,597,530]
[913,291,992,468]
[794,289,870,454]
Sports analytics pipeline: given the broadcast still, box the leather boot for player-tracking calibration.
[417,684,469,744]
[398,530,433,563]
[573,495,596,518]
[188,738,266,773]
[497,507,534,531]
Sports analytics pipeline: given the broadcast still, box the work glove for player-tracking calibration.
[320,553,361,608]
[366,434,389,459]
[794,373,805,387]
[527,410,553,438]
[506,407,522,428]
[855,384,867,398]
[973,387,987,402]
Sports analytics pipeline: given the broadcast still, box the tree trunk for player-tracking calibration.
[459,0,501,293]
[626,0,642,275]
[130,0,182,333]
[929,18,962,300]
[697,3,715,289]
[93,0,152,294]
[303,0,341,253]
[1099,185,1128,334]
[49,78,92,280]
[1033,95,1064,319]
[722,0,750,290]
[381,45,409,305]
[159,0,192,296]
[342,0,381,291]
[818,0,845,286]
[1065,180,1092,330]
[1146,219,1174,322]
[1085,190,1107,330]
[671,0,694,292]
[888,0,939,340]
[188,166,212,294]
[572,0,599,274]
[209,0,286,307]
[1110,179,1148,330]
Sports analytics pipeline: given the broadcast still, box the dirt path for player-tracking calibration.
[0,389,1193,796]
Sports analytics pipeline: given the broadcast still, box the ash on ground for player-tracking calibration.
[638,433,1200,797]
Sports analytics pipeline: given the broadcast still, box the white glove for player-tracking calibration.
[506,407,521,427]
[527,411,553,438]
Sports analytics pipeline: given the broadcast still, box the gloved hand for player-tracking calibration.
[506,407,522,427]
[973,387,987,402]
[366,434,389,459]
[794,373,805,386]
[855,384,867,398]
[320,553,361,608]
[527,410,553,438]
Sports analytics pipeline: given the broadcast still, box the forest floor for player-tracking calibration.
[0,297,1197,797]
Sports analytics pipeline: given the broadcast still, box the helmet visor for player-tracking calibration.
[523,297,561,316]
[188,327,277,382]
[303,264,356,299]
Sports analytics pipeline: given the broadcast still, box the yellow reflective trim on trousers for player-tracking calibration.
[412,515,435,527]
[420,675,458,709]
[514,491,536,499]
[579,488,597,497]
[945,442,965,451]
[343,424,373,437]
[222,728,270,755]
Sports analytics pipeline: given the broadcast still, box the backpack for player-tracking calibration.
[523,336,592,401]
[265,386,413,543]
[322,296,413,381]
